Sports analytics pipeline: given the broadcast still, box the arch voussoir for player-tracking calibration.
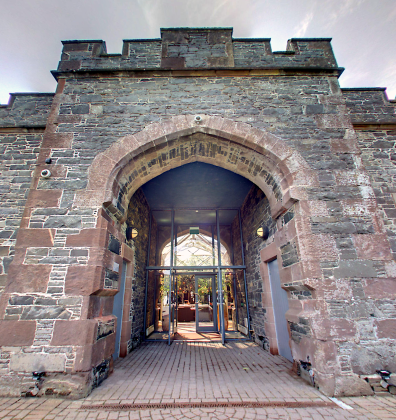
[78,115,311,221]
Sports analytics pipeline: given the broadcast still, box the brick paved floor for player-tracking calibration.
[0,341,395,419]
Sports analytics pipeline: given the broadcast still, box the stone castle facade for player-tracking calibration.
[0,28,395,398]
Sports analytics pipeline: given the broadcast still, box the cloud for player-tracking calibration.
[322,0,367,29]
[378,59,396,99]
[294,11,314,37]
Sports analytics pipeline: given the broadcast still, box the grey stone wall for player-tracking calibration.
[0,133,43,295]
[57,74,344,158]
[0,93,53,127]
[342,88,396,125]
[126,188,157,339]
[232,185,277,339]
[0,94,53,298]
[356,129,396,259]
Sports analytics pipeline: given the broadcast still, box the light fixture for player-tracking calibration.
[126,226,139,240]
[256,225,269,240]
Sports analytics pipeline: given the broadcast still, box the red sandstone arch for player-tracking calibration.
[75,115,317,219]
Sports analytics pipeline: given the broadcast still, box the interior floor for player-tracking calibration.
[148,322,245,342]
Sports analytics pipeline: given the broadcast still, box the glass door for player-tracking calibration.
[195,275,217,332]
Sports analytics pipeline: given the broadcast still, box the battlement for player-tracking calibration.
[0,93,54,128]
[55,27,340,74]
[342,88,396,126]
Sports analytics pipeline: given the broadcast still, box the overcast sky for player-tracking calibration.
[0,0,395,104]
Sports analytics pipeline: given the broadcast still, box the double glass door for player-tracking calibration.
[168,273,218,343]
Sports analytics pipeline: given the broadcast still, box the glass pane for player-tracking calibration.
[223,269,236,331]
[196,277,215,328]
[235,269,248,335]
[160,270,171,333]
[219,209,241,267]
[175,210,216,267]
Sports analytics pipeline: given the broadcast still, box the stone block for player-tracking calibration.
[0,246,10,256]
[351,343,396,374]
[0,320,36,346]
[10,353,66,373]
[352,234,392,260]
[6,264,51,293]
[37,372,92,398]
[65,265,104,295]
[20,306,71,320]
[43,216,81,229]
[9,295,34,305]
[363,279,396,299]
[25,189,62,208]
[121,243,133,262]
[16,228,55,248]
[51,320,98,346]
[312,318,356,341]
[333,260,378,279]
[375,319,396,339]
[35,164,67,179]
[66,228,106,248]
[71,104,89,114]
[334,374,374,397]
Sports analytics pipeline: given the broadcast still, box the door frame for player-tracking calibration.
[260,242,293,358]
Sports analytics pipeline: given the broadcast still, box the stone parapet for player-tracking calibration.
[55,28,340,73]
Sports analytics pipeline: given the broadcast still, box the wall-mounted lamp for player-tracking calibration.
[256,225,269,240]
[126,226,139,241]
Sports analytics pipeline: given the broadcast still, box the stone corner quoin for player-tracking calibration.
[0,26,395,398]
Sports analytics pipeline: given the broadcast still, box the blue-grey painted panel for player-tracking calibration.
[268,259,293,362]
[112,261,127,360]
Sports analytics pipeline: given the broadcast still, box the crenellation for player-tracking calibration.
[54,29,340,74]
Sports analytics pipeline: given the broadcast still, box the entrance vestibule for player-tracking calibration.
[107,143,299,363]
[123,161,265,344]
[120,160,291,348]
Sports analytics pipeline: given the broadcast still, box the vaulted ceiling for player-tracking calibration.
[140,162,254,225]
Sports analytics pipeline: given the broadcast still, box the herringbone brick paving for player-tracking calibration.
[0,341,395,419]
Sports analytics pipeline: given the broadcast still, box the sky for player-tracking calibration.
[0,0,395,104]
